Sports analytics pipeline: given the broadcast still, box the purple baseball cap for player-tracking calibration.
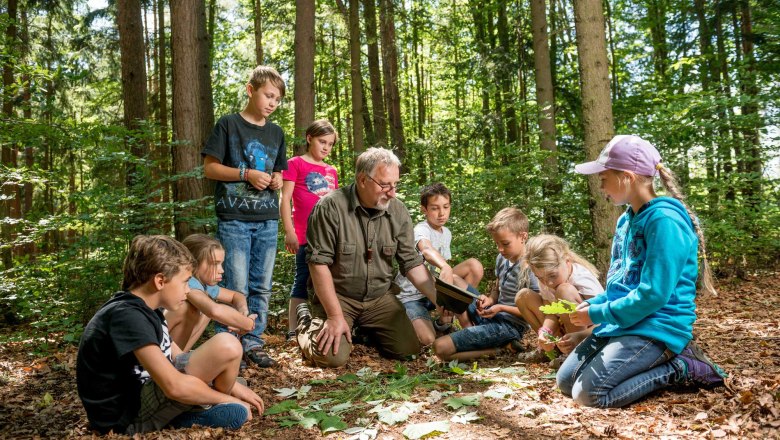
[574,135,662,176]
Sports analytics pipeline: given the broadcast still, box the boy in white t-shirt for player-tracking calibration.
[394,183,483,346]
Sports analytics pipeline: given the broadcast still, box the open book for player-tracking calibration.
[435,277,479,314]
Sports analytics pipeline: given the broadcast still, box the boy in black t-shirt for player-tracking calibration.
[76,235,264,435]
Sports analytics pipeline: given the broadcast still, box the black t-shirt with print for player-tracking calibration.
[76,291,172,434]
[202,113,288,221]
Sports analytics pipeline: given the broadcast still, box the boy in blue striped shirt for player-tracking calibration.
[433,208,539,361]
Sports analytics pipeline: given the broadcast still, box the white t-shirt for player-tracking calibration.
[538,262,604,302]
[394,221,451,303]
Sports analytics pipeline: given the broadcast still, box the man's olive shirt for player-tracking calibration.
[305,183,424,301]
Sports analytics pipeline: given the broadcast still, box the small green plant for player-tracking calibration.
[539,300,577,315]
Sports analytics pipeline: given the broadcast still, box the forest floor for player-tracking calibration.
[1,272,778,440]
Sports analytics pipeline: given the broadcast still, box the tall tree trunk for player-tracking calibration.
[347,0,365,152]
[517,8,529,150]
[254,0,263,64]
[379,0,405,161]
[469,2,493,161]
[20,6,34,257]
[294,0,315,153]
[498,0,518,148]
[647,0,669,84]
[573,0,621,276]
[170,0,210,240]
[737,1,762,213]
[604,0,619,101]
[364,0,387,146]
[694,0,718,211]
[530,0,562,234]
[715,2,735,202]
[331,28,345,174]
[117,0,151,234]
[157,0,171,234]
[1,0,18,269]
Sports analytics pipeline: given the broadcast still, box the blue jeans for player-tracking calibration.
[217,219,278,352]
[449,301,527,352]
[403,297,436,322]
[556,334,683,408]
[290,244,309,299]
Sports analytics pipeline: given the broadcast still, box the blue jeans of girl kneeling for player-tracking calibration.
[556,334,685,408]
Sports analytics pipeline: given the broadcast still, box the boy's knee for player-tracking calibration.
[432,336,454,361]
[515,288,536,307]
[465,258,484,277]
[211,332,243,360]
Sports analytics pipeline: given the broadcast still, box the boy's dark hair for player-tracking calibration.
[122,235,196,291]
[420,182,451,208]
[248,65,286,97]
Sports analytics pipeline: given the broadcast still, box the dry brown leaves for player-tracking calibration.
[0,272,777,439]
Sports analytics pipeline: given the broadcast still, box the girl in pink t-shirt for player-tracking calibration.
[281,119,339,340]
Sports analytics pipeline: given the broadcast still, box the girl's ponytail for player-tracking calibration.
[656,164,717,296]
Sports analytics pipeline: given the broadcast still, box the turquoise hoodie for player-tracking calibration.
[587,197,699,354]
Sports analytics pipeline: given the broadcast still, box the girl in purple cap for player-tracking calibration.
[556,135,727,408]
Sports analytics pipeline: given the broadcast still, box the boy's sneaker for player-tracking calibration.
[433,318,453,335]
[517,349,549,364]
[296,303,312,330]
[170,402,248,430]
[244,348,276,368]
[676,340,727,387]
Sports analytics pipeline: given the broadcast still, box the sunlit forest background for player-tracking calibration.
[0,0,777,344]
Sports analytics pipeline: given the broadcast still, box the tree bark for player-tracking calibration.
[254,0,263,64]
[346,0,365,152]
[1,0,18,269]
[573,0,621,275]
[530,0,562,234]
[364,0,387,146]
[379,0,405,160]
[294,0,315,153]
[737,1,762,212]
[170,0,211,240]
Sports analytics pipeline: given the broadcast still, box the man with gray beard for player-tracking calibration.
[296,148,437,367]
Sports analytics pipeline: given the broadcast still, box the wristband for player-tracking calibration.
[538,327,554,338]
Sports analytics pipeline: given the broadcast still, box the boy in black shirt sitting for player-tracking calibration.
[76,235,264,435]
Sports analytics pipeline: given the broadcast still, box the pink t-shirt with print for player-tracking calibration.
[282,156,338,244]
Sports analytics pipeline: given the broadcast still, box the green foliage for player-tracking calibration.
[539,300,578,315]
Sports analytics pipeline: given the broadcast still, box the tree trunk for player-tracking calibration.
[647,0,669,83]
[118,0,152,235]
[379,0,405,161]
[694,0,718,211]
[364,0,387,146]
[170,0,211,240]
[715,2,735,202]
[157,0,171,234]
[347,0,365,152]
[469,2,493,161]
[498,0,518,148]
[737,1,762,212]
[1,0,18,269]
[573,0,621,275]
[294,0,315,153]
[254,0,263,64]
[330,28,345,174]
[530,0,562,234]
[20,6,34,257]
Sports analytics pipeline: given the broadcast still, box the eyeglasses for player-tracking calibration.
[366,174,399,192]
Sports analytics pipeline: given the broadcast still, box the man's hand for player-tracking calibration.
[569,302,593,327]
[269,172,283,190]
[247,169,272,190]
[316,315,352,356]
[230,381,264,417]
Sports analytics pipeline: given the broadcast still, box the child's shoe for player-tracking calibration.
[676,340,727,387]
[516,349,549,364]
[170,403,248,430]
[244,348,276,368]
[433,318,453,335]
